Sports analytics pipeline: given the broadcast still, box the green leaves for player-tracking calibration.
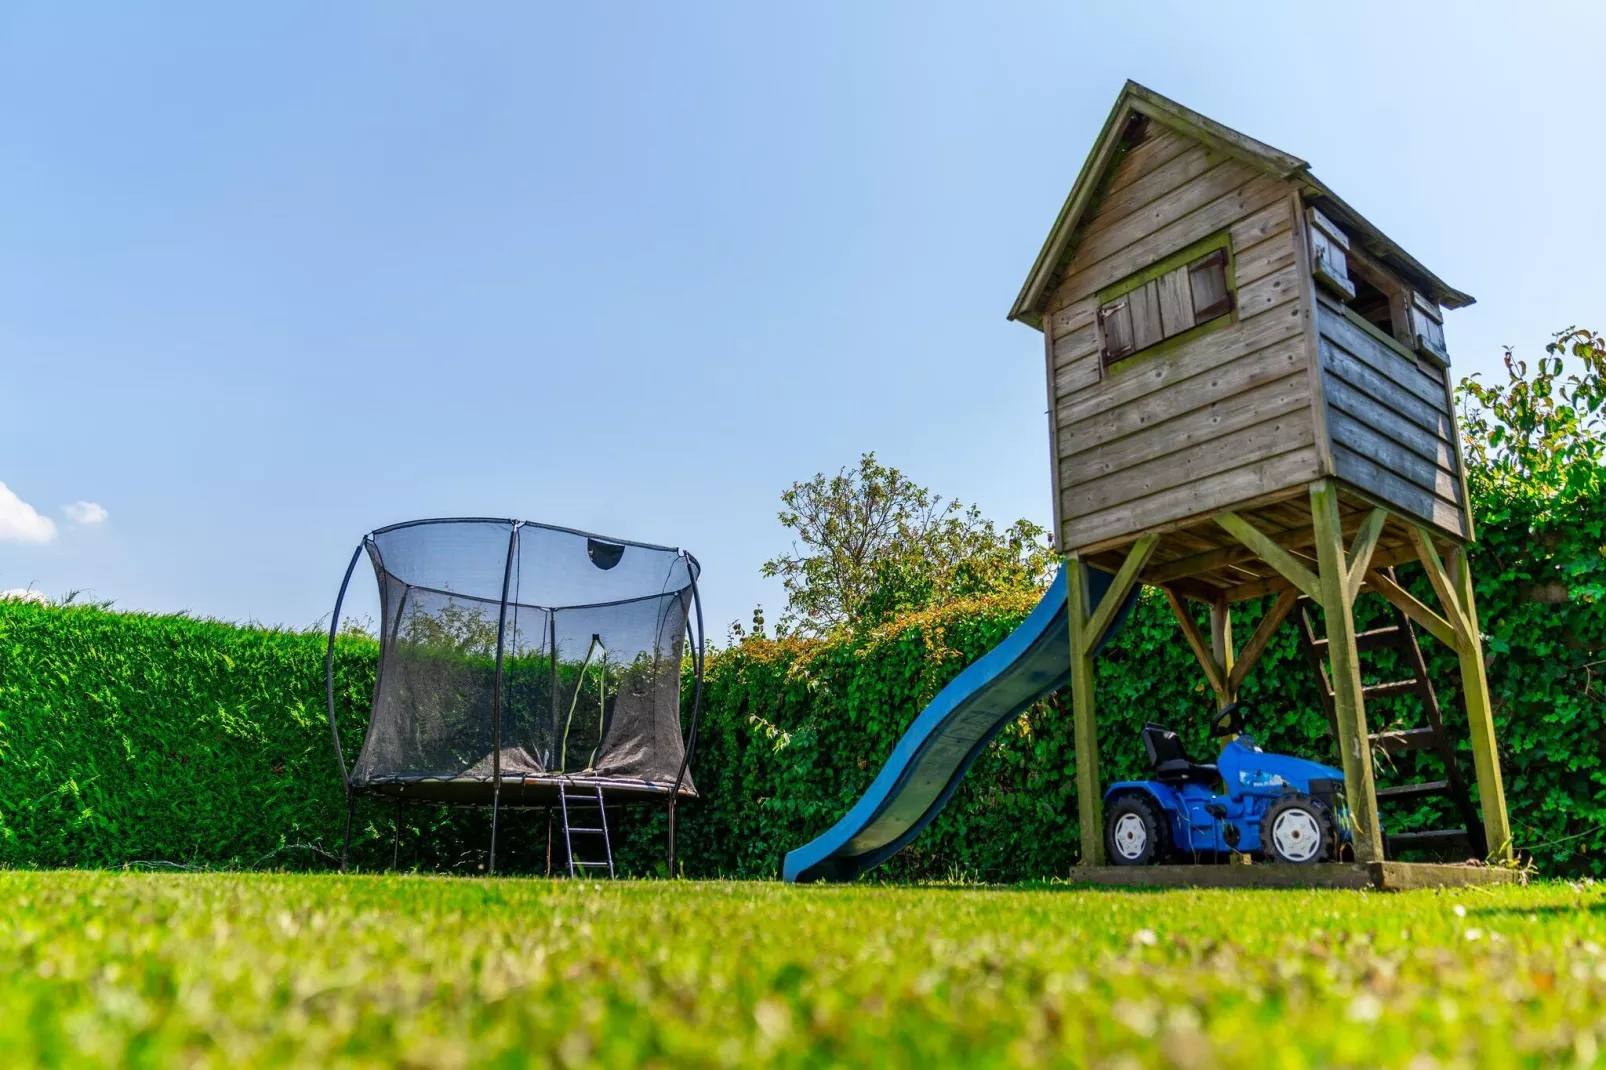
[758,452,1055,636]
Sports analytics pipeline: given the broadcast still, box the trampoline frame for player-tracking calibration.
[323,517,706,875]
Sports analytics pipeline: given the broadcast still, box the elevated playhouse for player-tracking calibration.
[785,82,1515,889]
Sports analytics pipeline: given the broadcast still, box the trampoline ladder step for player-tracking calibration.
[558,782,615,879]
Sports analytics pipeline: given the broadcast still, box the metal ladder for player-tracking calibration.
[1296,569,1485,859]
[558,782,615,878]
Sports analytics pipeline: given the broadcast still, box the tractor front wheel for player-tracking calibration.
[1260,794,1337,864]
[1105,794,1170,866]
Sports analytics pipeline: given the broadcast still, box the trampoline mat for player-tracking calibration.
[351,772,697,807]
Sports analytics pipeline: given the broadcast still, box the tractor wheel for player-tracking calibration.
[1260,794,1337,864]
[1105,794,1169,866]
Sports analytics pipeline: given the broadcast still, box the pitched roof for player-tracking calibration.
[1009,81,1474,328]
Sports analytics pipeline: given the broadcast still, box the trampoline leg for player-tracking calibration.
[489,788,501,876]
[341,791,355,874]
[392,798,404,871]
[545,808,553,878]
[667,799,677,878]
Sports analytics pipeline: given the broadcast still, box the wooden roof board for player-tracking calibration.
[1010,81,1473,328]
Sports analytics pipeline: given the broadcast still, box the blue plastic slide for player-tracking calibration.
[782,564,1133,883]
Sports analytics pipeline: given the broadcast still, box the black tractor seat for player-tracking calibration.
[1140,723,1219,785]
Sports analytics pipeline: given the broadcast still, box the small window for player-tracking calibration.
[1097,236,1235,368]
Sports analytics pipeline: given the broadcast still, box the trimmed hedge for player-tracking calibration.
[2,487,1603,876]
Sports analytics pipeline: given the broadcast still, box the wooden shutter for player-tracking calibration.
[1098,297,1134,364]
[1308,207,1356,299]
[1187,249,1231,321]
[1157,265,1196,336]
[1410,291,1449,361]
[1128,279,1165,351]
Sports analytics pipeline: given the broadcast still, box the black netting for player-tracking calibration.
[346,518,699,797]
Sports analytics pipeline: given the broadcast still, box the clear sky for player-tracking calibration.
[3,2,1602,636]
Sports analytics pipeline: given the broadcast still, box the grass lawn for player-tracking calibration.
[1,872,1603,1068]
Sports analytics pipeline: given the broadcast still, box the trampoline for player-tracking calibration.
[324,517,705,873]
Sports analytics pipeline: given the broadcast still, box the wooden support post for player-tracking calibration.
[1310,480,1385,863]
[1066,535,1158,869]
[1066,558,1103,868]
[1210,595,1235,710]
[1448,547,1513,860]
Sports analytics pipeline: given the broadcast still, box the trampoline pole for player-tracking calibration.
[392,798,403,871]
[488,524,519,877]
[341,790,355,874]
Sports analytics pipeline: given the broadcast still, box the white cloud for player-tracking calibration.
[1,587,49,605]
[64,501,109,525]
[0,482,57,543]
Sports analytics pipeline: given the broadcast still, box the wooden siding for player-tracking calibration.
[1315,296,1471,539]
[1045,119,1320,553]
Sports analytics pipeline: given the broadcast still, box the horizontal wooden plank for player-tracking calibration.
[1055,350,1102,396]
[1231,226,1297,290]
[1234,261,1301,320]
[1331,444,1468,537]
[1048,298,1097,339]
[1227,198,1295,256]
[1071,160,1262,276]
[1320,340,1456,442]
[1060,372,1310,484]
[1078,144,1229,247]
[1101,125,1199,197]
[1052,320,1098,365]
[1055,175,1292,307]
[1056,292,1305,426]
[1063,412,1316,520]
[1061,446,1323,552]
[1325,375,1459,471]
[1318,303,1449,410]
[1328,409,1463,504]
[1060,344,1307,457]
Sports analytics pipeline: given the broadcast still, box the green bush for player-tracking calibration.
[677,484,1606,879]
[1,486,1602,877]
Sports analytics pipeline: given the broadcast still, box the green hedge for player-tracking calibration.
[2,488,1602,877]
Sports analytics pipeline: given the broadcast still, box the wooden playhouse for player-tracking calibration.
[1012,82,1515,888]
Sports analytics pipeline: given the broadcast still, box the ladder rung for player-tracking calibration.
[1387,828,1470,850]
[1363,680,1420,698]
[1377,780,1450,801]
[566,827,606,834]
[1308,626,1405,653]
[573,861,612,868]
[1371,727,1439,752]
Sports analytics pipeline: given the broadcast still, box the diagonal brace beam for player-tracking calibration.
[1164,588,1227,700]
[1215,512,1322,602]
[1363,569,1459,650]
[1406,526,1474,650]
[1079,534,1158,657]
[1227,587,1300,692]
[1345,508,1389,603]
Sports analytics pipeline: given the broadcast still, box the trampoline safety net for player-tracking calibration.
[331,518,701,801]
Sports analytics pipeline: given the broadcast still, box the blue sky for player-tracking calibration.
[3,2,1602,636]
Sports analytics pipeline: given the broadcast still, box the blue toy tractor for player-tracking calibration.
[1103,703,1352,865]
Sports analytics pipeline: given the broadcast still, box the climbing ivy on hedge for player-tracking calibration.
[1,485,1602,877]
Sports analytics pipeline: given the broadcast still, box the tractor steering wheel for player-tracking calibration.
[1213,700,1252,738]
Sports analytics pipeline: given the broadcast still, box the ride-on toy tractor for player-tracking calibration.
[1103,704,1353,865]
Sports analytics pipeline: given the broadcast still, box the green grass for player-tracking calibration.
[1,873,1603,1068]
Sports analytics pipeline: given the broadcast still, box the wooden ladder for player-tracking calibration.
[557,782,615,878]
[1296,569,1486,859]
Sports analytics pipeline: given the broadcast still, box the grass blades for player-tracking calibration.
[0,872,1603,1067]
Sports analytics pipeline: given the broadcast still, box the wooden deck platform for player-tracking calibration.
[1069,861,1523,891]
